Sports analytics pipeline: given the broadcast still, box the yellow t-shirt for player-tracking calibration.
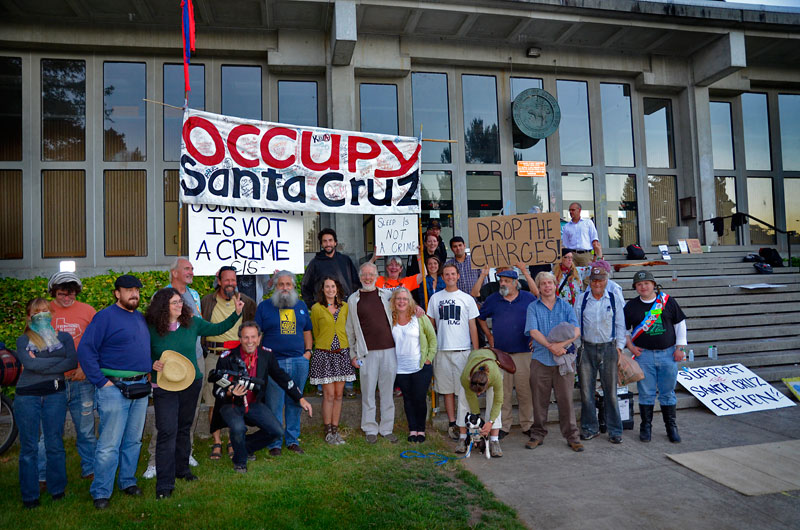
[206,295,242,345]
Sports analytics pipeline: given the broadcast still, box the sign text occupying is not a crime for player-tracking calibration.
[467,212,561,268]
[677,363,795,416]
[188,204,304,276]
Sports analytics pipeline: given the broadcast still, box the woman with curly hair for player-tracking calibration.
[553,251,582,307]
[309,276,356,445]
[388,287,437,443]
[13,297,77,508]
[145,287,242,499]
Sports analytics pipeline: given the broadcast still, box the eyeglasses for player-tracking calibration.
[55,291,76,297]
[170,300,184,306]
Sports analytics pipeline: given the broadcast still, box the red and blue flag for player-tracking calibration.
[181,0,196,93]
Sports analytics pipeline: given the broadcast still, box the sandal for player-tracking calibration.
[210,443,222,460]
[227,441,234,458]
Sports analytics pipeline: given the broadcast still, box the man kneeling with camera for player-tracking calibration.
[209,321,312,472]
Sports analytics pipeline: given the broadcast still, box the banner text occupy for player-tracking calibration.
[468,212,561,268]
[180,109,421,214]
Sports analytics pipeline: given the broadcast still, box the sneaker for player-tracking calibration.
[325,432,338,445]
[609,435,623,444]
[93,498,109,510]
[455,438,468,454]
[365,434,378,444]
[580,431,599,441]
[143,465,156,479]
[189,454,199,467]
[234,465,247,474]
[489,440,503,457]
[525,438,543,450]
[447,424,460,440]
[155,490,172,500]
[334,432,346,445]
[568,441,585,452]
[381,433,399,444]
[247,453,257,461]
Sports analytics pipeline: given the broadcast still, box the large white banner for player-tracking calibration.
[677,363,795,416]
[187,204,304,275]
[180,109,421,214]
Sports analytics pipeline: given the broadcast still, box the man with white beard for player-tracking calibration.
[255,271,313,455]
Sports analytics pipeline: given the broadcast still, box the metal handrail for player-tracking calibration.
[699,212,796,270]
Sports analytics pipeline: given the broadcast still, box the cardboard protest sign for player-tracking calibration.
[188,205,304,275]
[375,215,419,256]
[180,109,420,214]
[677,363,795,416]
[467,212,560,268]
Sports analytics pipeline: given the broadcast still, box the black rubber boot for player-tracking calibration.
[662,405,681,443]
[639,404,654,442]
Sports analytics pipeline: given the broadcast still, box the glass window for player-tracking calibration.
[510,77,546,163]
[103,62,146,161]
[164,64,204,162]
[0,57,22,161]
[710,101,734,170]
[105,170,147,256]
[278,81,318,127]
[606,174,638,248]
[462,75,500,164]
[221,65,262,120]
[785,178,800,245]
[515,173,549,214]
[779,94,800,171]
[42,170,86,257]
[421,171,454,244]
[746,177,775,245]
[715,176,738,245]
[557,80,592,166]
[600,84,634,167]
[0,170,23,258]
[412,73,451,164]
[359,84,398,135]
[643,98,675,169]
[467,171,502,218]
[561,173,595,222]
[742,93,771,171]
[42,59,86,161]
[164,170,187,256]
[648,175,677,245]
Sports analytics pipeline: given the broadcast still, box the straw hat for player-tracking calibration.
[157,350,195,392]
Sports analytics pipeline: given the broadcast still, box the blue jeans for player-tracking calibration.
[38,379,97,480]
[578,342,622,437]
[636,347,678,406]
[220,401,283,466]
[266,356,309,449]
[14,391,68,503]
[91,380,148,500]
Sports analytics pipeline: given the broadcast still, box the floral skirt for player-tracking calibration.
[309,348,356,385]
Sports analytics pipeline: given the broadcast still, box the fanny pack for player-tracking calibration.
[114,380,151,400]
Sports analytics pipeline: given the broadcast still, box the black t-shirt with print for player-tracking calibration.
[623,294,686,351]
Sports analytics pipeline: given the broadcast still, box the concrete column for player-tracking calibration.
[688,86,717,245]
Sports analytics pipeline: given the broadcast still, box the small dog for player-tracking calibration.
[464,413,491,460]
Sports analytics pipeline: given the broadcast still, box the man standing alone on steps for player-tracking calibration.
[562,202,603,267]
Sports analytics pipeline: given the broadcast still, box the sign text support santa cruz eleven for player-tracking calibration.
[180,109,421,214]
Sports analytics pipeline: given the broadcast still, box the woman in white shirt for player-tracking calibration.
[389,288,437,443]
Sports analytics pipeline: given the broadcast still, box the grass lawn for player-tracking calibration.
[0,427,525,529]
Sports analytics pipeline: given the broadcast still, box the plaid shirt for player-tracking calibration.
[445,255,485,296]
[524,297,578,367]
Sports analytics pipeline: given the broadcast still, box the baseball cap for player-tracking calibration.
[589,267,608,281]
[114,274,143,289]
[632,270,656,288]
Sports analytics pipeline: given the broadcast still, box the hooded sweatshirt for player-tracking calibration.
[300,250,361,305]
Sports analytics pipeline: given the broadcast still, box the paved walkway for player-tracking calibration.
[461,405,800,530]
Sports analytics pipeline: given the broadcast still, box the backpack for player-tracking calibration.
[626,244,646,260]
[758,248,783,267]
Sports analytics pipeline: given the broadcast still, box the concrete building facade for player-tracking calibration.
[1,0,799,278]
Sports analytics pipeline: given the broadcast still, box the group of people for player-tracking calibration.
[12,204,689,511]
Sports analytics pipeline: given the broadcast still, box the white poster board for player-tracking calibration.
[677,363,795,416]
[187,204,304,275]
[374,214,419,256]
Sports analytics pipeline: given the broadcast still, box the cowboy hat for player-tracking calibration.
[157,350,195,392]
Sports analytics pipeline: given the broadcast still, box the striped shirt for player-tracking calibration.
[524,297,579,367]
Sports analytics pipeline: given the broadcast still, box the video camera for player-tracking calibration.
[211,356,265,395]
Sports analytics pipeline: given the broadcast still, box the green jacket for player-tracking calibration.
[417,315,438,369]
[460,349,504,422]
[310,302,350,350]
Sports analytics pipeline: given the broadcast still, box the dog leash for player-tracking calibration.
[400,449,468,466]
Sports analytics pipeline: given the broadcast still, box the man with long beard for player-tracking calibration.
[255,271,313,455]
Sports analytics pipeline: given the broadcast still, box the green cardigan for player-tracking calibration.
[459,349,504,422]
[149,311,240,381]
[416,315,438,369]
[310,302,350,350]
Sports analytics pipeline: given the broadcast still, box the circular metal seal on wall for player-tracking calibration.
[512,88,561,140]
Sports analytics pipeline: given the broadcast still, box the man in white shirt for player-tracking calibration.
[562,202,602,267]
[426,263,479,440]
